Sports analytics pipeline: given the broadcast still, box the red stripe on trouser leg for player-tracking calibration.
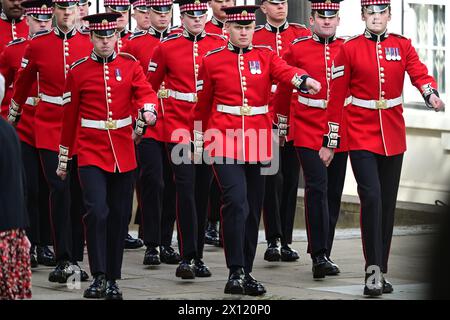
[211,165,228,266]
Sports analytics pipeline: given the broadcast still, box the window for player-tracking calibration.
[403,0,449,109]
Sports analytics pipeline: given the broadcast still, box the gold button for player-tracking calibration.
[107,93,111,97]
[278,46,282,50]
[326,57,330,60]
[381,79,385,83]
[107,86,111,91]
[382,91,386,95]
[105,70,109,75]
[242,81,247,86]
[240,56,244,60]
[65,64,70,69]
[104,65,109,70]
[240,67,244,70]
[380,67,385,71]
[106,76,110,80]
[327,67,331,71]
[65,53,69,56]
[109,111,113,115]
[108,99,112,103]
[242,76,246,80]
[380,73,385,78]
[277,40,282,45]
[379,55,383,59]
[243,87,247,91]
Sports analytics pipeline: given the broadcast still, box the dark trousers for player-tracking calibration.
[195,163,213,259]
[160,148,177,247]
[38,166,52,246]
[207,178,221,223]
[70,157,86,262]
[79,166,134,280]
[297,147,329,258]
[213,161,265,274]
[349,150,403,273]
[326,152,348,258]
[166,143,197,260]
[21,142,41,245]
[263,141,300,245]
[39,149,72,262]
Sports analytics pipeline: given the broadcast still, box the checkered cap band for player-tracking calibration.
[25,7,54,15]
[104,0,130,6]
[89,21,118,30]
[311,3,340,10]
[226,13,256,21]
[52,0,77,3]
[179,3,208,12]
[361,0,390,6]
[147,0,172,5]
[132,0,146,7]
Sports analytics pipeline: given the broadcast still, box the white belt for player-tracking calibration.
[158,89,197,103]
[298,96,353,109]
[81,116,132,130]
[25,97,40,106]
[39,93,71,106]
[217,104,269,116]
[351,96,402,110]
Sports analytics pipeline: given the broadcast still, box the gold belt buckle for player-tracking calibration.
[157,89,169,99]
[323,100,328,109]
[105,120,117,130]
[376,99,387,109]
[240,105,251,116]
[193,94,198,103]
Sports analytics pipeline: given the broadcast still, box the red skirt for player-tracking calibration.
[0,229,32,300]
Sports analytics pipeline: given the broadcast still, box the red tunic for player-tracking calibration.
[11,27,92,152]
[191,43,308,162]
[147,30,226,143]
[60,51,159,173]
[326,30,438,156]
[0,37,39,147]
[273,34,349,153]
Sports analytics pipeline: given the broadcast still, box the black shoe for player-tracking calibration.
[264,239,281,262]
[205,222,220,246]
[143,246,161,265]
[124,234,144,249]
[105,280,123,300]
[194,259,212,277]
[325,257,340,276]
[48,261,75,283]
[71,262,89,282]
[381,274,394,294]
[160,245,182,264]
[30,245,38,268]
[363,272,383,297]
[280,245,299,262]
[311,254,333,279]
[36,245,57,266]
[243,273,266,296]
[175,259,195,279]
[83,274,106,299]
[224,268,245,295]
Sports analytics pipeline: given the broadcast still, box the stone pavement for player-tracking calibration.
[30,228,436,300]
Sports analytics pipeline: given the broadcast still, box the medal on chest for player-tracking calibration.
[249,61,262,75]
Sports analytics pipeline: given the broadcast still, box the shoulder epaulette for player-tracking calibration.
[205,46,225,57]
[292,36,311,45]
[7,37,26,46]
[206,33,226,41]
[129,30,147,40]
[31,29,51,39]
[344,34,360,43]
[170,25,181,31]
[70,56,88,69]
[389,32,408,40]
[290,23,308,30]
[255,25,264,32]
[119,52,137,61]
[253,45,273,51]
[161,33,182,42]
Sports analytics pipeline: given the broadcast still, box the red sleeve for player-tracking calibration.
[59,70,80,158]
[273,47,296,123]
[132,61,159,111]
[0,49,16,87]
[190,56,214,135]
[270,50,307,88]
[324,45,351,148]
[11,43,37,109]
[146,45,166,91]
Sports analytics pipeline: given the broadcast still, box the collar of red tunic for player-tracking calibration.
[364,28,389,42]
[90,50,118,64]
[119,28,130,39]
[211,16,224,29]
[1,11,24,23]
[54,26,78,40]
[227,41,253,54]
[182,28,206,42]
[148,25,170,39]
[264,20,289,33]
[312,33,337,45]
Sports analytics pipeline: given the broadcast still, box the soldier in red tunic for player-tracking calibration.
[122,0,182,266]
[56,12,158,300]
[252,0,311,264]
[319,0,445,296]
[204,0,234,36]
[104,0,132,52]
[191,5,321,295]
[130,0,149,31]
[8,0,93,284]
[0,0,29,118]
[147,0,226,280]
[273,0,350,279]
[0,0,56,270]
